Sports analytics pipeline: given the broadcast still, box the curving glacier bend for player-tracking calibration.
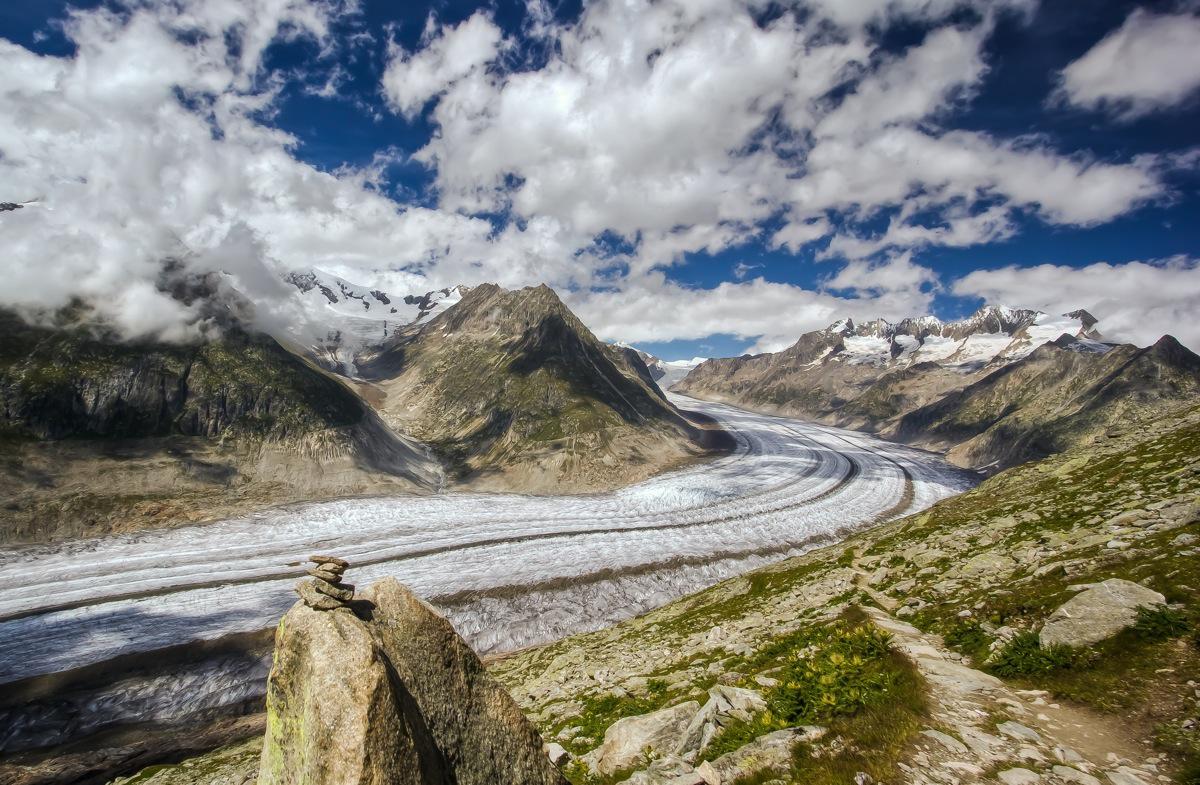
[0,395,976,752]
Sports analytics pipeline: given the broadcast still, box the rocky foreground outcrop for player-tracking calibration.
[258,565,565,785]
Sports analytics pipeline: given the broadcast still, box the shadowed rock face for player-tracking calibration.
[0,311,441,544]
[0,310,363,442]
[893,335,1200,471]
[258,578,566,785]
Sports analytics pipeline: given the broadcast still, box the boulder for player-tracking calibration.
[1039,579,1165,648]
[256,600,424,785]
[258,577,565,785]
[998,768,1040,785]
[619,756,704,785]
[695,727,822,784]
[544,742,571,767]
[675,686,766,757]
[582,701,701,776]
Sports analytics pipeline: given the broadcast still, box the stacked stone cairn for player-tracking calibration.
[295,554,354,611]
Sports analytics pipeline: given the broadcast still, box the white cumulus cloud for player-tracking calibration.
[382,11,503,119]
[1054,9,1200,120]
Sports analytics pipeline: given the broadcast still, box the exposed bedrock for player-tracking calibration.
[258,573,565,785]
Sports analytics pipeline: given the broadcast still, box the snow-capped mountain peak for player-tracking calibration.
[282,267,470,375]
[799,305,1105,372]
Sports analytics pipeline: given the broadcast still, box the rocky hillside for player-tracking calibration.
[0,310,440,543]
[355,284,723,492]
[108,399,1200,785]
[485,399,1200,785]
[893,334,1200,470]
[676,306,1100,424]
[676,307,1200,471]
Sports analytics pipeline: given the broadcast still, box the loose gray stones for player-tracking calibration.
[295,554,355,611]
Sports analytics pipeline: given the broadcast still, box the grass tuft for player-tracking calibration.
[987,632,1091,678]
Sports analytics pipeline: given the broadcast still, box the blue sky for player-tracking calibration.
[1,0,1198,358]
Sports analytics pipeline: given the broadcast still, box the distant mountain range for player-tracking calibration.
[675,306,1200,472]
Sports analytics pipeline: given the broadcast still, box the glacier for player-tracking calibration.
[0,394,976,751]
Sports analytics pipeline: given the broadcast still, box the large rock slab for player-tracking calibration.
[258,577,565,785]
[695,727,823,784]
[257,601,424,785]
[1039,579,1165,648]
[675,686,766,757]
[582,701,701,776]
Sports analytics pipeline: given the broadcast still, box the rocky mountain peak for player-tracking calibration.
[1066,308,1101,334]
[1148,334,1200,364]
[432,282,583,339]
[352,282,716,492]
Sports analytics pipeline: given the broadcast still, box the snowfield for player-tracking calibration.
[0,395,976,751]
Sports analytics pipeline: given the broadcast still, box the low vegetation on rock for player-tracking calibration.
[488,402,1199,785]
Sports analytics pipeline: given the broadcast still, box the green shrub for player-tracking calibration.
[943,620,989,660]
[702,611,927,774]
[769,622,899,724]
[1131,604,1190,642]
[987,631,1090,677]
[1179,756,1200,785]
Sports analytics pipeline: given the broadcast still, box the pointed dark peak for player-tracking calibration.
[1065,309,1099,330]
[1146,335,1200,370]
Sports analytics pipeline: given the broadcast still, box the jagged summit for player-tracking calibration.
[354,282,721,492]
[674,304,1199,471]
[282,267,468,375]
[797,305,1103,367]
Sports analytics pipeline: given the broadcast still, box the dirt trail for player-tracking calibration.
[864,607,1167,785]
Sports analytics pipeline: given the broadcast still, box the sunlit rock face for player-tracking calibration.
[258,577,565,785]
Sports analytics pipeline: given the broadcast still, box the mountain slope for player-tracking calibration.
[485,401,1200,785]
[675,306,1101,426]
[356,284,722,492]
[0,310,440,543]
[893,334,1200,470]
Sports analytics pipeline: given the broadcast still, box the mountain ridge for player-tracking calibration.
[676,305,1199,471]
[355,283,724,492]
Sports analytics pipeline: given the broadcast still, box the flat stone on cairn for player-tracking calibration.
[295,555,355,611]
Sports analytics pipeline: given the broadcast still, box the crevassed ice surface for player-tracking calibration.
[0,395,976,748]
